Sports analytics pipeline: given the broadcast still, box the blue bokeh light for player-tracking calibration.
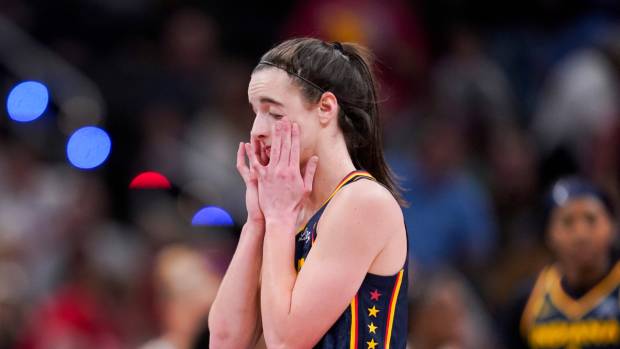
[66,126,111,169]
[191,206,234,227]
[6,81,49,122]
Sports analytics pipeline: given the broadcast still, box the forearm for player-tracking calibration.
[260,219,298,347]
[209,222,264,348]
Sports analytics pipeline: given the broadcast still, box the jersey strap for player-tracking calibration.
[296,170,375,237]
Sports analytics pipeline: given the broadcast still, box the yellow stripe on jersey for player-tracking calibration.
[350,295,358,349]
[295,171,374,236]
[521,266,551,336]
[385,269,404,349]
[548,261,620,320]
[322,171,374,208]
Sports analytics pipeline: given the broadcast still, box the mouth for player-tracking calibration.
[263,145,271,164]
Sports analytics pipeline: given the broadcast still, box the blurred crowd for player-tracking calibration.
[1,0,620,348]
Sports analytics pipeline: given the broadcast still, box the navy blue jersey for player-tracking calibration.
[294,171,408,349]
[521,262,620,348]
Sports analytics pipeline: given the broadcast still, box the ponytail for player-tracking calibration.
[338,43,406,205]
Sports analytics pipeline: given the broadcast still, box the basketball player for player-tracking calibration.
[516,178,619,348]
[209,38,409,348]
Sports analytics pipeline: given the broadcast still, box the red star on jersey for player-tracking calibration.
[370,289,381,301]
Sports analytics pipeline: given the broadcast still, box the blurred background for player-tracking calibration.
[1,0,620,348]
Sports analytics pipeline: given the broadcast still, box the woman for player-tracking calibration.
[208,38,408,349]
[515,177,619,348]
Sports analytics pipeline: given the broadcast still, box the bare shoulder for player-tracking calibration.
[320,178,404,242]
[338,178,402,216]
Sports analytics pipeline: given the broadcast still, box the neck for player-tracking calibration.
[305,137,356,213]
[563,255,611,292]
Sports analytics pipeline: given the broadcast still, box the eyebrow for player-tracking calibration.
[259,97,284,107]
[248,96,285,113]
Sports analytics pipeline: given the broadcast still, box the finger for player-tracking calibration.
[269,121,282,167]
[280,120,292,167]
[290,122,300,167]
[252,137,268,166]
[252,138,267,166]
[236,142,250,180]
[245,143,263,176]
[303,156,319,194]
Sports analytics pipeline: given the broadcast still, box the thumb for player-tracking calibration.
[303,156,319,194]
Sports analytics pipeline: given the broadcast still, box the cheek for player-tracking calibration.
[549,228,571,251]
[288,118,315,151]
[594,221,614,246]
[298,125,318,158]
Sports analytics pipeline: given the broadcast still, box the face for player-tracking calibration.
[248,68,321,167]
[548,197,615,272]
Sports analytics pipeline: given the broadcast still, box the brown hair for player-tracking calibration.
[254,37,405,205]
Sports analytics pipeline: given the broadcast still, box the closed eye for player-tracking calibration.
[269,113,284,120]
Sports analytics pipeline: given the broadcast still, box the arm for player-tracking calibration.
[261,182,400,348]
[208,222,264,348]
[208,141,266,348]
[249,121,401,348]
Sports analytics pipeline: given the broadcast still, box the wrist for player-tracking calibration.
[246,215,265,227]
[265,217,297,235]
[264,209,299,225]
[242,220,265,238]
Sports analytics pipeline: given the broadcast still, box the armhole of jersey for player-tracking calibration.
[520,267,549,337]
[350,176,410,269]
[322,174,409,272]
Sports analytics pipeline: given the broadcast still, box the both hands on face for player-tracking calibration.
[236,120,319,229]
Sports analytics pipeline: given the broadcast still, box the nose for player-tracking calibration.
[571,218,591,243]
[250,113,270,142]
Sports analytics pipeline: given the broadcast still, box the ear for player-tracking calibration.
[317,92,339,126]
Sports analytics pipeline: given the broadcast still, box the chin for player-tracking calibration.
[572,254,603,271]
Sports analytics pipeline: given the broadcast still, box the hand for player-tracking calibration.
[236,138,268,226]
[247,120,318,225]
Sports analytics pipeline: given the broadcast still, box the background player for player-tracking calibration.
[506,177,618,348]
